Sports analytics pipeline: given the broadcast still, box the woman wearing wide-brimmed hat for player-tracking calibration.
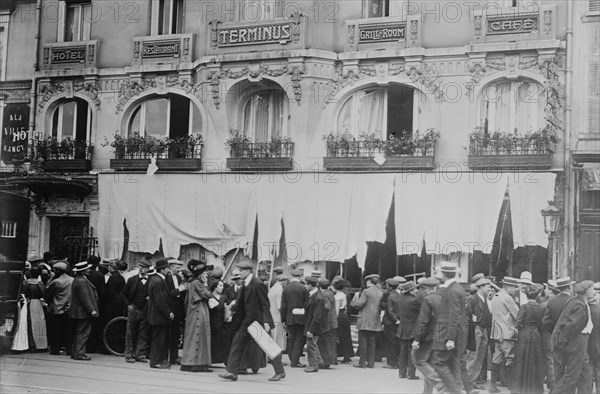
[180,259,213,372]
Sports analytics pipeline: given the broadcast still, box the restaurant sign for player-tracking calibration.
[487,15,538,35]
[51,46,86,64]
[142,41,181,59]
[1,104,30,164]
[359,22,406,43]
[217,22,292,47]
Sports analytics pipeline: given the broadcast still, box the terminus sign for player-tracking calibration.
[218,22,292,47]
[359,23,406,43]
[487,15,538,34]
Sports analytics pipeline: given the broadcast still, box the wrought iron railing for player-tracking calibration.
[469,137,555,156]
[33,139,93,160]
[115,142,203,160]
[325,140,436,158]
[229,141,294,159]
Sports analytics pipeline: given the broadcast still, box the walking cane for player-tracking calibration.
[167,319,172,370]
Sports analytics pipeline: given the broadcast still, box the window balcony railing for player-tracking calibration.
[468,136,555,170]
[32,138,93,172]
[108,134,203,171]
[226,141,295,171]
[323,138,437,171]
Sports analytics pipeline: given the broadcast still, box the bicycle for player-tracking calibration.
[103,316,127,356]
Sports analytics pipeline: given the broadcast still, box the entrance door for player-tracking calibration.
[49,217,89,264]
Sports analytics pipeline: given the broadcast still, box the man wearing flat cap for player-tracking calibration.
[122,259,151,363]
[551,280,595,394]
[381,278,401,369]
[351,274,383,368]
[389,281,421,379]
[466,277,492,389]
[219,259,286,382]
[46,261,73,355]
[147,258,174,368]
[164,259,187,365]
[280,268,309,368]
[429,262,466,394]
[302,275,327,372]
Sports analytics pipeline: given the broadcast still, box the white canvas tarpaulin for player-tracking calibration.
[97,173,395,267]
[394,173,555,255]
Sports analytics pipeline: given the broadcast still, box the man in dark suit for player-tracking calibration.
[219,259,286,382]
[302,276,327,372]
[381,278,400,369]
[318,278,338,369]
[147,258,174,369]
[466,277,492,388]
[351,273,383,369]
[164,259,187,365]
[391,281,422,380]
[280,269,308,368]
[430,262,466,394]
[70,261,99,361]
[122,259,151,363]
[552,280,595,394]
[85,255,106,353]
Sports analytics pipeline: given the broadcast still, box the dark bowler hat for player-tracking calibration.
[305,276,318,285]
[188,259,207,273]
[155,258,169,271]
[236,260,254,271]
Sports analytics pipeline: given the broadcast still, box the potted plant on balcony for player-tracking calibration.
[34,135,92,172]
[268,135,293,158]
[413,128,441,156]
[359,132,384,156]
[226,131,294,170]
[167,134,203,159]
[225,130,251,158]
[322,131,355,157]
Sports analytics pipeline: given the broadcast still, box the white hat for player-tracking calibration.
[73,261,92,272]
[439,261,458,273]
[518,271,534,285]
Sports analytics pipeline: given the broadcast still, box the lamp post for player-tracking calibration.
[541,201,562,279]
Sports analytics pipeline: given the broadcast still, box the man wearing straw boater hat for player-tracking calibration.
[70,261,99,361]
[429,262,466,394]
[489,276,520,393]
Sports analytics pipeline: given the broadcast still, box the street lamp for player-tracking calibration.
[541,201,562,279]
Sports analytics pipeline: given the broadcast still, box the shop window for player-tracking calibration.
[242,90,287,142]
[152,0,184,35]
[128,94,201,138]
[337,85,415,139]
[58,1,92,42]
[480,80,545,133]
[1,220,16,238]
[243,0,283,21]
[51,98,92,143]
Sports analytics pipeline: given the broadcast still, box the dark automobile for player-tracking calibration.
[0,261,25,354]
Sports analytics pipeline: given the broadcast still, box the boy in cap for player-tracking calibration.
[466,277,492,390]
[351,274,383,368]
[303,275,327,372]
[46,261,73,355]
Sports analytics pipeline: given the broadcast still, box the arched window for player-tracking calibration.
[242,89,287,142]
[51,98,92,142]
[337,84,416,139]
[128,94,202,138]
[480,80,545,133]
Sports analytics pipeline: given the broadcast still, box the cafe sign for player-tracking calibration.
[359,22,406,43]
[217,21,292,47]
[142,40,181,59]
[487,15,538,35]
[1,104,30,164]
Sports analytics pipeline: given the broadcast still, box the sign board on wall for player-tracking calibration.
[358,23,406,43]
[217,22,292,47]
[1,104,30,164]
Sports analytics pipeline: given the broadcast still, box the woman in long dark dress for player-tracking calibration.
[333,279,354,363]
[24,267,48,351]
[209,279,229,365]
[511,284,545,394]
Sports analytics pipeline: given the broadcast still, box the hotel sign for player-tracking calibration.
[487,15,538,35]
[142,41,180,58]
[1,104,29,164]
[359,22,406,43]
[217,22,292,47]
[51,46,86,64]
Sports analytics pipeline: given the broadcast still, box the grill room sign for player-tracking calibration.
[358,22,406,43]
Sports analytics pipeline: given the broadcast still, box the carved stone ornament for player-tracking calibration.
[45,196,85,213]
[289,65,306,104]
[209,19,220,48]
[466,61,487,93]
[406,63,442,100]
[486,57,506,72]
[38,81,65,111]
[73,80,102,109]
[209,72,221,108]
[115,77,157,113]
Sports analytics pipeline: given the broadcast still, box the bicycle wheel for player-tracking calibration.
[103,316,127,356]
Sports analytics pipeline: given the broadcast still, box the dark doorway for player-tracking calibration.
[49,217,89,264]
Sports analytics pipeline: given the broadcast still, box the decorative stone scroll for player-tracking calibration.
[115,77,157,113]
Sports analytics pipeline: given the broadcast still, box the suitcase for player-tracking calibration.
[247,321,282,360]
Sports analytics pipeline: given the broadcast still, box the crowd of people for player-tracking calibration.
[10,253,600,393]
